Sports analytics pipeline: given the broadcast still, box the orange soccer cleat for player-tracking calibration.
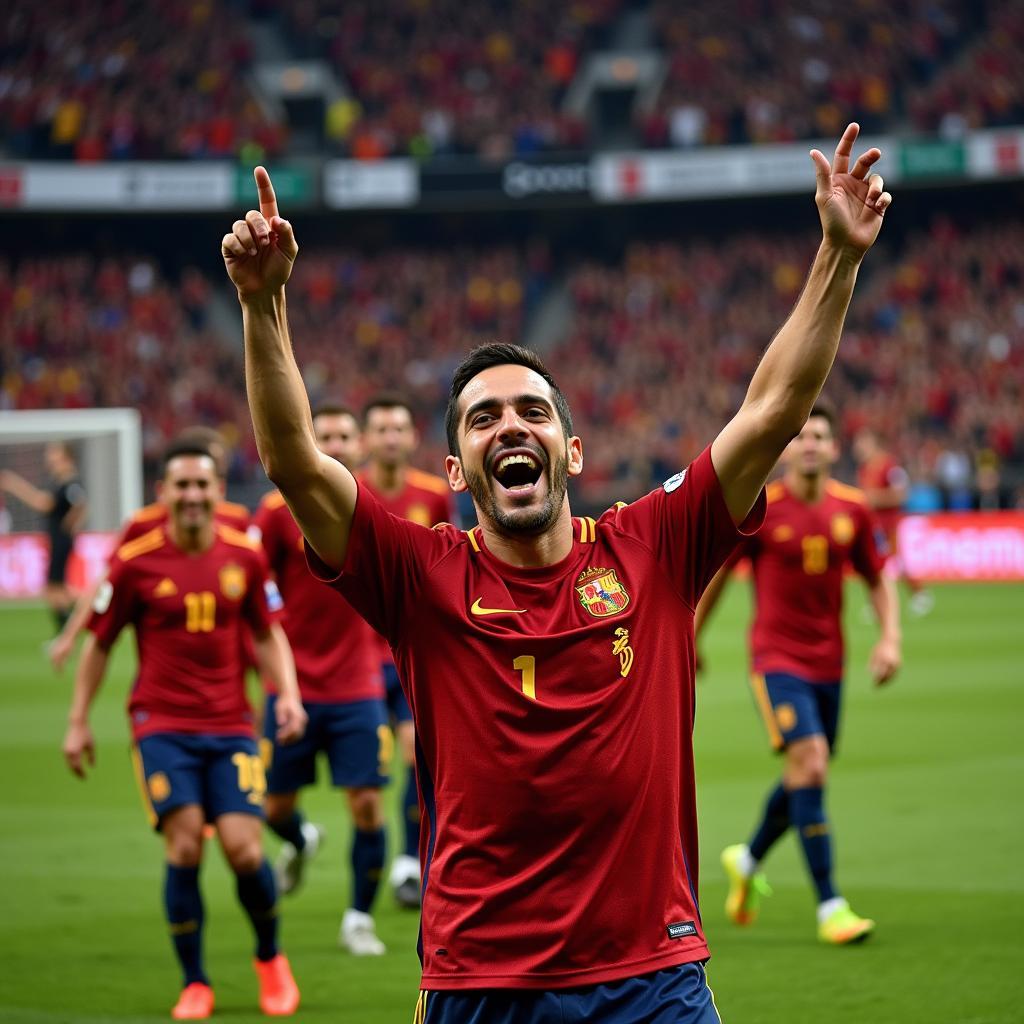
[171,982,214,1020]
[254,954,300,1016]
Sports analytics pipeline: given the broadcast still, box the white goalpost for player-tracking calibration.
[0,407,143,532]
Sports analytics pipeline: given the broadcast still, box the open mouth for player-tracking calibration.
[492,450,544,493]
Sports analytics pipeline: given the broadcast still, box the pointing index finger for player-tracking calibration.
[254,166,279,220]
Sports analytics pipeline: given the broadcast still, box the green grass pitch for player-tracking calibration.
[1,583,1021,1023]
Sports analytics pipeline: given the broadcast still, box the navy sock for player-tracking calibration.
[236,860,279,961]
[748,781,790,863]
[164,864,208,987]
[403,772,420,859]
[268,810,306,852]
[351,828,386,914]
[789,786,837,902]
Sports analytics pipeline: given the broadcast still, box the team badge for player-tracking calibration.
[147,772,171,802]
[153,577,178,598]
[219,563,247,600]
[775,703,797,732]
[576,567,630,618]
[831,513,855,545]
[772,524,794,542]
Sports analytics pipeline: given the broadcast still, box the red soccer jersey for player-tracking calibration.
[857,453,908,535]
[309,446,764,990]
[119,500,251,544]
[736,479,886,683]
[88,524,280,740]
[253,491,384,703]
[357,467,455,528]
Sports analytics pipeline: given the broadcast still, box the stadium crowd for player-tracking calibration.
[644,0,1022,149]
[2,218,1022,509]
[4,0,1021,163]
[0,0,284,161]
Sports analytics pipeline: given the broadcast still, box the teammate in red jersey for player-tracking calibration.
[253,402,393,956]
[696,405,901,946]
[49,426,250,671]
[224,122,893,1020]
[357,393,457,908]
[853,427,933,615]
[62,440,306,1020]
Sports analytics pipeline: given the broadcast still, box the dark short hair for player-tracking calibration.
[312,401,356,423]
[361,392,414,426]
[808,400,838,435]
[444,343,574,456]
[161,439,220,476]
[176,425,225,450]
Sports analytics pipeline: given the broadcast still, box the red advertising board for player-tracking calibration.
[897,513,1024,581]
[0,533,116,598]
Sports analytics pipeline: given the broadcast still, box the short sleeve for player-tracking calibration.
[242,546,282,632]
[613,445,766,608]
[251,500,284,573]
[88,557,137,650]
[65,481,87,506]
[850,504,887,584]
[305,483,444,645]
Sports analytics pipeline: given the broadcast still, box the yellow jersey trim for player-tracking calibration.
[765,481,787,504]
[260,491,287,511]
[216,524,260,551]
[466,527,481,553]
[825,480,867,505]
[131,502,165,524]
[117,527,165,562]
[406,468,451,497]
[217,499,251,519]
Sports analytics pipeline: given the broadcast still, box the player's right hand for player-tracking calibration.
[63,721,95,779]
[221,167,298,300]
[48,632,75,672]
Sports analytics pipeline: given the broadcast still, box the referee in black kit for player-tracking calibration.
[1,442,87,633]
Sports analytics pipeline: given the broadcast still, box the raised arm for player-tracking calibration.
[222,168,357,571]
[711,124,893,523]
[0,470,54,513]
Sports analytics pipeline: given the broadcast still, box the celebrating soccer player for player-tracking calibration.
[253,403,393,955]
[223,123,892,1021]
[696,405,901,945]
[62,440,306,1020]
[358,393,456,908]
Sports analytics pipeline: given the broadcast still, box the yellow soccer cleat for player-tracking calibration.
[721,844,772,926]
[818,899,875,945]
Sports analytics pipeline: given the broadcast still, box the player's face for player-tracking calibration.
[44,444,69,477]
[159,455,221,531]
[785,415,838,478]
[364,407,416,470]
[852,430,876,464]
[314,413,361,466]
[446,364,583,535]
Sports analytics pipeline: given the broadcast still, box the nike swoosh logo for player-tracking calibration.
[471,598,526,617]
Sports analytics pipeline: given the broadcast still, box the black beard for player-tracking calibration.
[465,449,569,536]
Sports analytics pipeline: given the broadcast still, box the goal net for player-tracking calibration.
[0,408,142,597]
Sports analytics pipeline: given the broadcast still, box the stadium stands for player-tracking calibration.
[3,217,1021,508]
[0,1,284,160]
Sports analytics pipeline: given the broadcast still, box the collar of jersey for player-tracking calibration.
[467,522,588,584]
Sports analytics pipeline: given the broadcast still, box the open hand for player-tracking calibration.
[222,167,298,299]
[811,123,893,258]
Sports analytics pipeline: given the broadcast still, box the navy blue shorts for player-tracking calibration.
[384,661,413,725]
[415,962,722,1023]
[262,695,391,793]
[751,673,842,752]
[134,732,264,831]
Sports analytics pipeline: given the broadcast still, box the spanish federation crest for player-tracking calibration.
[575,567,630,618]
[219,563,247,600]
[831,513,855,545]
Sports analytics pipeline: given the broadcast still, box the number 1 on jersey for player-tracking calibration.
[514,655,537,701]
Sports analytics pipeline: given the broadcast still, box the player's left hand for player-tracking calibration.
[869,637,901,686]
[811,123,893,258]
[275,695,307,744]
[63,720,95,778]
